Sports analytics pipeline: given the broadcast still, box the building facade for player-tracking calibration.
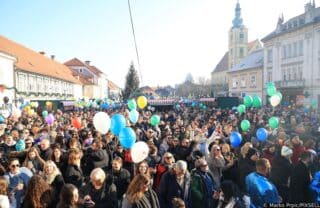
[65,58,108,99]
[0,51,16,109]
[0,35,82,104]
[262,1,320,107]
[228,49,264,98]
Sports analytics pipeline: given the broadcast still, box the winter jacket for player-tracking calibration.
[207,155,225,188]
[310,171,320,203]
[64,165,84,188]
[291,144,305,165]
[107,168,131,200]
[158,171,191,208]
[289,161,312,203]
[238,157,255,192]
[122,189,160,208]
[153,164,168,193]
[80,181,117,208]
[190,169,215,208]
[83,148,109,176]
[246,172,280,208]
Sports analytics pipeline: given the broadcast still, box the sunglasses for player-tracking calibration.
[11,164,20,168]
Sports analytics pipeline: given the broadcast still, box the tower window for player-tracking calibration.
[240,47,244,57]
[240,33,244,39]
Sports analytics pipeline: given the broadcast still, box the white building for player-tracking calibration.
[0,51,16,107]
[262,1,320,107]
[0,35,82,104]
[64,58,109,99]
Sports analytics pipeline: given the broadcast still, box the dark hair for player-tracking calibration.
[58,184,78,207]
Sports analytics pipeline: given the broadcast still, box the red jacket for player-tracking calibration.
[291,144,305,165]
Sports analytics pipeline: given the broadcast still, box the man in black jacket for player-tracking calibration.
[289,151,313,203]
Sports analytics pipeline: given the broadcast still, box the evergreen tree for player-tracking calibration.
[123,62,140,99]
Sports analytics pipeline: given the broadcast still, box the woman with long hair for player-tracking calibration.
[51,145,67,172]
[64,148,84,188]
[122,174,160,208]
[22,147,45,174]
[57,184,79,208]
[42,160,65,206]
[0,177,9,208]
[22,175,52,208]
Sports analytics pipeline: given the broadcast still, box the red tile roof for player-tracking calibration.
[212,52,228,73]
[0,35,81,84]
[65,58,102,76]
[248,39,259,51]
[108,80,121,91]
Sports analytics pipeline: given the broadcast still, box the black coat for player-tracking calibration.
[289,161,313,203]
[238,157,255,192]
[50,174,65,206]
[107,168,131,200]
[83,149,109,176]
[270,155,292,202]
[40,147,53,161]
[64,164,84,188]
[80,181,117,208]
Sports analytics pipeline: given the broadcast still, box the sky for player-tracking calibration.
[0,0,318,88]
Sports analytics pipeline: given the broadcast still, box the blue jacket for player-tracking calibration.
[310,171,320,203]
[246,172,280,208]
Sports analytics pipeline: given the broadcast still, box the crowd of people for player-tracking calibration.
[0,102,319,208]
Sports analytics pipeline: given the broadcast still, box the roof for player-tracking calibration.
[0,35,81,84]
[248,39,259,51]
[108,80,121,91]
[64,58,102,76]
[262,6,320,42]
[229,49,264,72]
[212,52,229,73]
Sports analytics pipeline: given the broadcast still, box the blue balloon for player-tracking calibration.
[129,110,139,124]
[230,132,242,147]
[15,139,25,151]
[119,127,136,149]
[256,128,268,142]
[110,114,126,136]
[101,103,108,109]
[0,116,4,123]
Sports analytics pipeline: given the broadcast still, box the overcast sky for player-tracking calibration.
[0,0,317,87]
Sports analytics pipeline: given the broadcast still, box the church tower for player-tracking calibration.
[228,0,248,70]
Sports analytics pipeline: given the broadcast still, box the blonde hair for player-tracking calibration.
[43,160,61,184]
[125,174,150,204]
[68,148,82,165]
[0,177,8,195]
[240,142,253,158]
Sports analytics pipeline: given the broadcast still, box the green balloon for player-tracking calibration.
[241,120,250,131]
[237,104,246,114]
[267,82,275,87]
[150,115,160,126]
[127,99,137,110]
[267,85,277,96]
[275,91,282,100]
[268,117,279,129]
[243,95,253,107]
[252,95,262,108]
[42,111,48,117]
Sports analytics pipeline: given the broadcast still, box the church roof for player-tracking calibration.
[212,52,229,73]
[229,49,264,72]
[262,4,320,42]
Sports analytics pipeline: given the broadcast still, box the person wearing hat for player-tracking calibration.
[270,145,293,202]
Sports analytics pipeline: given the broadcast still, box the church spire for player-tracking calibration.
[232,0,243,28]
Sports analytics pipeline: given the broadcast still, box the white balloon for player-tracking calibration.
[12,107,21,118]
[270,95,281,107]
[34,102,39,108]
[1,110,10,118]
[131,141,150,163]
[93,112,111,134]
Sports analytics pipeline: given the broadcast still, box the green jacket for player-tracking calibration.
[190,169,214,208]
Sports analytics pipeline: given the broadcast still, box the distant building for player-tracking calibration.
[211,1,262,96]
[108,80,121,100]
[0,35,82,103]
[262,1,320,107]
[228,49,264,98]
[65,58,108,99]
[0,51,16,108]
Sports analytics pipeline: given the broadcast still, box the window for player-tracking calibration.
[293,67,297,80]
[293,42,297,57]
[18,73,26,92]
[79,68,83,73]
[299,40,304,56]
[44,78,49,92]
[232,78,238,88]
[28,75,36,92]
[240,33,244,39]
[240,47,244,58]
[282,45,287,59]
[282,70,286,81]
[267,71,272,82]
[287,44,292,58]
[267,49,273,63]
[298,65,303,80]
[37,76,43,93]
[250,75,256,87]
[240,77,246,87]
[288,68,292,80]
[230,49,233,56]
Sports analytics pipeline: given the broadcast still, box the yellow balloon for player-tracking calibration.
[28,109,34,116]
[25,106,31,111]
[137,96,147,109]
[46,101,51,106]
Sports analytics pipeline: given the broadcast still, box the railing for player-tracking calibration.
[274,79,305,88]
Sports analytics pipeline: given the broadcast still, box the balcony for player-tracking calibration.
[274,79,305,88]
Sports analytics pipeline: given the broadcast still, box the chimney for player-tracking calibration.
[39,51,45,55]
[85,60,91,66]
[51,55,55,60]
